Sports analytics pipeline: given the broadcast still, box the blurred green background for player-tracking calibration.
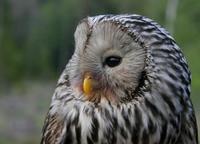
[0,0,199,143]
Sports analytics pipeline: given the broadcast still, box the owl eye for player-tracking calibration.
[104,56,122,67]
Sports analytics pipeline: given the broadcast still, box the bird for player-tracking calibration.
[40,14,198,144]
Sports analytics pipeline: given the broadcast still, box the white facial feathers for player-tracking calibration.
[72,19,146,100]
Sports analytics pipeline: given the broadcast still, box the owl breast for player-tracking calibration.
[59,99,180,144]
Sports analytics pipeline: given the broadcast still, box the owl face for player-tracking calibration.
[68,19,146,103]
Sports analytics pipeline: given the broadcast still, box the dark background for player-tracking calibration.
[0,0,200,143]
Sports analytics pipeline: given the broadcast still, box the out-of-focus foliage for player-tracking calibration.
[0,0,200,143]
[0,0,168,83]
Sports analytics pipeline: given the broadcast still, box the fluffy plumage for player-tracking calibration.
[41,14,198,144]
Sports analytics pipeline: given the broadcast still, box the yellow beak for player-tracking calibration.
[83,74,93,95]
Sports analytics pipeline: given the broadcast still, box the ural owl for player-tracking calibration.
[41,14,198,144]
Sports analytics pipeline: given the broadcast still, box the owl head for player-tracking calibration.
[64,16,146,104]
[58,14,190,105]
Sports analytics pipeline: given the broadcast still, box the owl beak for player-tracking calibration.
[83,73,94,95]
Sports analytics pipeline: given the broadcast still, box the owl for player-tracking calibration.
[41,14,198,144]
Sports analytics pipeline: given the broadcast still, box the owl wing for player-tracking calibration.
[176,105,198,144]
[40,111,66,144]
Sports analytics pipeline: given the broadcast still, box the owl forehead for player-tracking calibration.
[75,14,174,53]
[87,15,137,40]
[74,18,135,54]
[89,23,134,51]
[88,14,173,40]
